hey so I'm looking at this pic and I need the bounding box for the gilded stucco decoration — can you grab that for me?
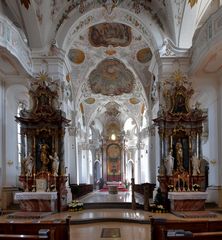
[88,59,135,96]
[88,23,132,47]
[136,47,152,63]
[85,97,96,104]
[188,0,198,8]
[68,49,85,64]
[129,98,140,105]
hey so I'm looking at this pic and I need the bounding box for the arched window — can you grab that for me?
[17,102,25,166]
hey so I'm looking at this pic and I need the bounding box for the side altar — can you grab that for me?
[15,72,70,212]
[153,71,208,211]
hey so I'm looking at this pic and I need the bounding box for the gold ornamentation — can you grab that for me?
[171,69,185,83]
[188,0,198,8]
[129,98,140,104]
[85,98,96,104]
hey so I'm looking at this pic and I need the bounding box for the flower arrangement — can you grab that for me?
[192,183,200,191]
[68,200,83,211]
[150,203,166,213]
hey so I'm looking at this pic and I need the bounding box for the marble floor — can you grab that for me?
[78,189,144,204]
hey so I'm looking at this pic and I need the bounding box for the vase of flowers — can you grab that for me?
[68,200,84,211]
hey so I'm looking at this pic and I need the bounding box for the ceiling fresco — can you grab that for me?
[88,58,135,96]
[88,23,132,47]
[137,47,153,63]
[68,49,85,64]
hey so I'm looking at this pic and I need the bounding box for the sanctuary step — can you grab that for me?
[83,202,143,209]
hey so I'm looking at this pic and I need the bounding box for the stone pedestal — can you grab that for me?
[168,192,208,211]
[14,192,57,212]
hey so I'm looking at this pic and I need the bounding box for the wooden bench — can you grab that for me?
[0,218,70,240]
[151,218,222,240]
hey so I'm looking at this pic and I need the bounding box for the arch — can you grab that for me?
[56,7,164,55]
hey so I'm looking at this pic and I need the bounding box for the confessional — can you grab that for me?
[15,73,70,211]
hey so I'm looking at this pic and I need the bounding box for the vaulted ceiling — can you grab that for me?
[0,0,215,134]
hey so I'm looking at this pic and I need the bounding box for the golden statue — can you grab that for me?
[176,141,184,172]
[40,143,49,170]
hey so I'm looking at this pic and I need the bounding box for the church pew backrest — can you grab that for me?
[0,218,70,240]
[151,218,222,240]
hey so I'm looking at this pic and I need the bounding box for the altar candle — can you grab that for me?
[170,136,173,148]
[178,174,180,189]
[33,173,35,183]
[48,173,50,184]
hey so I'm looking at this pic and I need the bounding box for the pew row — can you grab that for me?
[151,218,222,240]
[0,218,70,240]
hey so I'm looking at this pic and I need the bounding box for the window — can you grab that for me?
[17,102,25,166]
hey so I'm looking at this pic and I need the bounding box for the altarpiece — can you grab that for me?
[153,72,207,208]
[15,72,70,211]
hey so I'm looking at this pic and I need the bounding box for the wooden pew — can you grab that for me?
[166,232,222,239]
[151,218,222,240]
[0,218,70,240]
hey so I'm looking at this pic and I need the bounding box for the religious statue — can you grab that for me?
[176,141,184,172]
[40,143,49,171]
[49,152,59,176]
[192,153,201,176]
[164,150,174,176]
[23,152,33,176]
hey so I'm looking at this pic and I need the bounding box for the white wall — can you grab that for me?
[192,75,220,187]
[5,84,29,187]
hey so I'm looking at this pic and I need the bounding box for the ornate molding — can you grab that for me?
[191,6,222,72]
[159,38,190,58]
[0,15,32,75]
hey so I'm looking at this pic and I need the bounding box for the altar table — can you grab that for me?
[14,192,57,212]
[168,192,208,211]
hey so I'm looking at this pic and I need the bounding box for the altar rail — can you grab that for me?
[0,218,70,240]
[151,218,222,240]
[69,184,93,199]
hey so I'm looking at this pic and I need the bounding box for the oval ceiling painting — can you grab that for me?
[129,98,140,104]
[68,49,85,64]
[85,97,96,104]
[137,48,152,63]
[89,23,132,47]
[88,58,135,96]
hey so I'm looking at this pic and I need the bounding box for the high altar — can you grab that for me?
[15,72,70,212]
[153,71,208,211]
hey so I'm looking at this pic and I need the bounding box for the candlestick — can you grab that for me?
[47,173,50,192]
[25,174,29,192]
[178,175,180,191]
[187,174,190,191]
